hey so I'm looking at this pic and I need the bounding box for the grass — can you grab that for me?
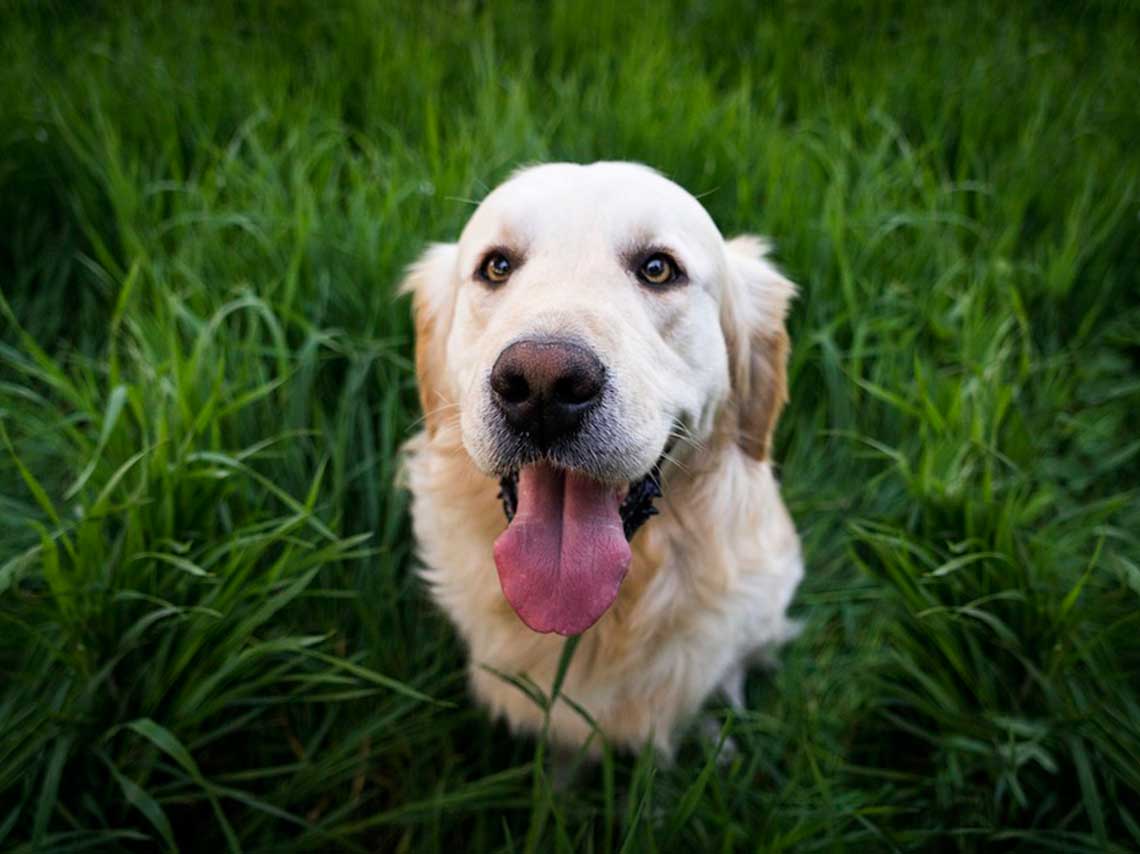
[1,0,1138,850]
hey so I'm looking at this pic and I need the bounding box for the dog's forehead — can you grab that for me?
[459,162,722,253]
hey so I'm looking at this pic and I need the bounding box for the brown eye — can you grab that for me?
[479,252,512,284]
[638,253,678,286]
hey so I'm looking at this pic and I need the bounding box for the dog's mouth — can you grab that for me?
[492,459,663,636]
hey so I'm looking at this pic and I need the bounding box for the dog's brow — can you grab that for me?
[490,219,531,251]
[620,226,660,252]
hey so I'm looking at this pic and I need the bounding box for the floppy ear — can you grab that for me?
[720,235,796,461]
[400,243,460,436]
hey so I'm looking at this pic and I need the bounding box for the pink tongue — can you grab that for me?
[493,463,631,635]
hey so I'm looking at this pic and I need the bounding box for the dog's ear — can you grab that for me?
[720,235,796,461]
[400,243,460,436]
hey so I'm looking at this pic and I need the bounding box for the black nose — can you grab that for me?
[490,338,605,446]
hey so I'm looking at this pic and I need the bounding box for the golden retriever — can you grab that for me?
[401,162,803,756]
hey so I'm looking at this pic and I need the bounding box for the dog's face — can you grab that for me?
[406,162,793,636]
[455,162,731,482]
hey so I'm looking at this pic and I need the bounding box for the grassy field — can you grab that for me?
[2,1,1139,850]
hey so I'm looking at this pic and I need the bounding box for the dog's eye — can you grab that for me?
[479,252,512,284]
[637,253,679,286]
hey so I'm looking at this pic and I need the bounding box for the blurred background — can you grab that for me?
[2,1,1138,850]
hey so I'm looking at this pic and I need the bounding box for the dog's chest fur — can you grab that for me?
[403,425,803,755]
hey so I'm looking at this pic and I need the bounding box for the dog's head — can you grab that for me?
[404,162,794,635]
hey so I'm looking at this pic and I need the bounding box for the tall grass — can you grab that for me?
[2,1,1138,850]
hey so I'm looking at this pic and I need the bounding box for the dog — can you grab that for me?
[401,162,803,757]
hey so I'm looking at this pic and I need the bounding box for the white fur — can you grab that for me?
[401,162,803,755]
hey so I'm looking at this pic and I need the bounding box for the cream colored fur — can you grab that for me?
[401,162,803,756]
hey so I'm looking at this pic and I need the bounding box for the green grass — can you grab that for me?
[2,0,1139,850]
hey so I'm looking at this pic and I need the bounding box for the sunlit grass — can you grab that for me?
[2,1,1138,850]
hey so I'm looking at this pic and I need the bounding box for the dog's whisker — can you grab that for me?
[407,401,463,432]
[667,427,702,448]
[659,447,692,475]
[667,427,707,455]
